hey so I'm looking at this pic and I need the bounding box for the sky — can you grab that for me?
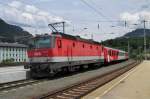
[0,0,150,42]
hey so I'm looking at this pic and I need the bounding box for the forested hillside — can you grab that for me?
[101,29,150,59]
[0,18,32,43]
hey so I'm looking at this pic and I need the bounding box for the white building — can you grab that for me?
[0,43,28,63]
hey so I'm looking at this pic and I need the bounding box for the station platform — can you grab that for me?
[83,61,150,99]
[0,66,29,83]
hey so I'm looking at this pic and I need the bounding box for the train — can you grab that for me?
[25,32,128,78]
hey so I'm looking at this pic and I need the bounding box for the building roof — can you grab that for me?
[0,42,28,48]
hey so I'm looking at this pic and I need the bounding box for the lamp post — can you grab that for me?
[138,46,142,59]
[143,20,147,60]
[132,22,147,60]
[124,36,130,57]
[127,39,130,57]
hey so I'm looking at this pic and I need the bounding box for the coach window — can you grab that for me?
[57,40,62,48]
[117,52,119,56]
[109,51,111,56]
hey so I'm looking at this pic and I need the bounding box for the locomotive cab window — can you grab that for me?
[34,36,52,48]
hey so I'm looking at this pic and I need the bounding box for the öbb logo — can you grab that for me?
[34,52,41,56]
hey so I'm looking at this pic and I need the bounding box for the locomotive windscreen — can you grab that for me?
[35,36,51,48]
[29,36,52,49]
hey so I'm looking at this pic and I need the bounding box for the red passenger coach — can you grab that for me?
[103,47,127,63]
[26,32,128,78]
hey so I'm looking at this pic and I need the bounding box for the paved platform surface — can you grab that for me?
[0,66,25,73]
[0,66,29,83]
[83,61,150,99]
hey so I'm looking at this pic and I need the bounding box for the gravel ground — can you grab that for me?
[0,60,134,99]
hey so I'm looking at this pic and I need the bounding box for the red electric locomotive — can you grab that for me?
[26,32,105,77]
[25,22,128,78]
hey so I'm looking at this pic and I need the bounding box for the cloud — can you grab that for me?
[0,1,68,34]
[139,11,150,20]
[37,0,53,2]
[120,11,150,28]
[120,12,139,24]
[25,5,39,14]
[22,12,33,20]
[8,0,23,8]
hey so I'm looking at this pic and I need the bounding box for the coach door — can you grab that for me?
[104,48,109,63]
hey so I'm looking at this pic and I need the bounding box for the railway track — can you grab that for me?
[34,61,141,99]
[0,79,47,92]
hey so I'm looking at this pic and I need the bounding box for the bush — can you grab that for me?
[2,58,15,64]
